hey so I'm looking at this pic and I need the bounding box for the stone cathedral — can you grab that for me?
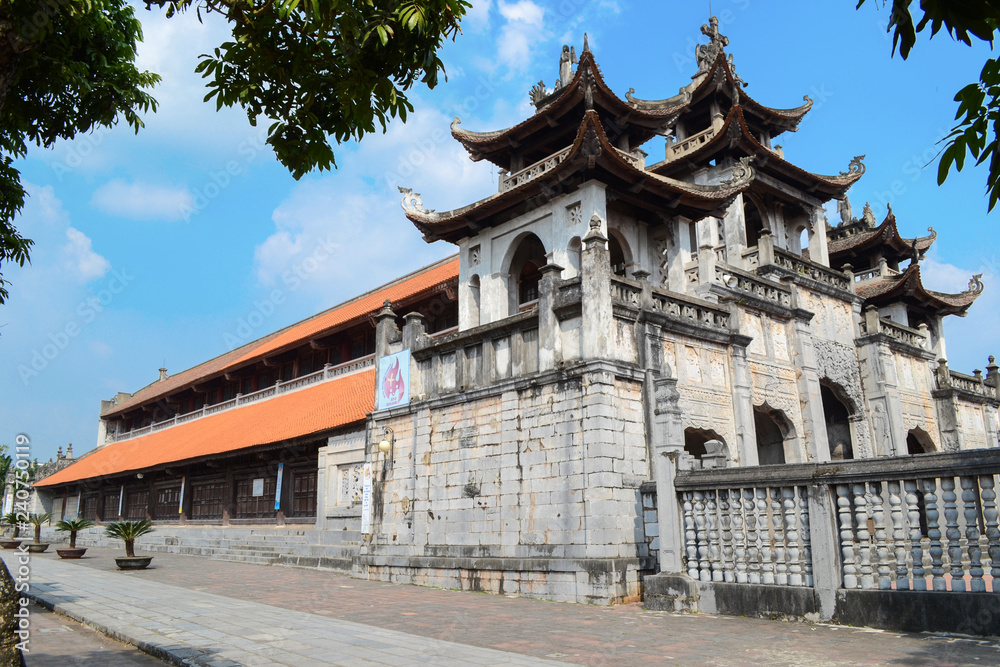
[36,20,998,607]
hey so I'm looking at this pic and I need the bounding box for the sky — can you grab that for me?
[2,0,998,464]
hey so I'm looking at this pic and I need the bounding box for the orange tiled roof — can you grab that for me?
[36,369,375,487]
[104,256,458,418]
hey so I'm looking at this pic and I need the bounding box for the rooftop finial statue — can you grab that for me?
[696,16,729,72]
[838,195,853,225]
[556,44,578,90]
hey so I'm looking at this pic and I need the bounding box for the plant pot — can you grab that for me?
[0,540,21,550]
[56,547,87,559]
[115,556,153,570]
[26,543,49,553]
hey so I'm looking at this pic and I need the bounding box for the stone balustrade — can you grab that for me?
[663,116,723,163]
[499,147,572,192]
[649,285,731,329]
[940,368,999,400]
[858,316,927,350]
[713,264,792,309]
[769,246,852,292]
[673,449,1000,596]
[106,356,375,443]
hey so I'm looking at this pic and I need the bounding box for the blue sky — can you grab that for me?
[2,0,998,464]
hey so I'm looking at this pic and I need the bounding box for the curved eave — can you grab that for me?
[630,54,811,133]
[857,265,982,316]
[451,51,676,167]
[405,111,753,243]
[652,105,862,199]
[829,213,936,260]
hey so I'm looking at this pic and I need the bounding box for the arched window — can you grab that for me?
[754,407,789,464]
[821,383,853,460]
[609,234,627,277]
[798,227,810,258]
[684,428,726,460]
[744,196,764,248]
[507,234,546,314]
[468,274,481,328]
[567,237,582,277]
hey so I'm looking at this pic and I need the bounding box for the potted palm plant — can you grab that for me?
[0,513,21,549]
[26,513,52,553]
[105,519,155,570]
[54,518,94,559]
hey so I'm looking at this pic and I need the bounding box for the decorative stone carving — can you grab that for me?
[567,203,582,228]
[340,464,364,505]
[965,274,985,296]
[840,155,866,178]
[398,187,434,215]
[862,202,876,227]
[529,81,548,105]
[556,45,577,90]
[469,244,481,267]
[696,16,729,73]
[581,128,602,165]
[837,195,852,226]
[813,339,864,411]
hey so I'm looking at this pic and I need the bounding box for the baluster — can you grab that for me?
[744,488,761,584]
[941,476,965,591]
[682,492,699,580]
[783,487,801,586]
[718,490,735,583]
[694,491,711,582]
[887,481,909,590]
[961,476,986,592]
[852,483,875,589]
[706,491,723,582]
[980,474,1000,589]
[799,486,813,586]
[922,478,946,591]
[869,482,892,590]
[756,488,774,585]
[836,484,859,589]
[904,480,926,590]
[731,489,748,583]
[771,487,787,585]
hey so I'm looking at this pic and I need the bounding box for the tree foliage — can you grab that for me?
[859,1,1000,210]
[0,0,470,304]
[0,0,160,304]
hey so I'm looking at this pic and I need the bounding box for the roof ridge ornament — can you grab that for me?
[554,44,578,91]
[965,274,985,296]
[861,201,876,227]
[837,194,853,226]
[398,187,435,216]
[529,81,548,105]
[696,16,728,74]
[721,156,755,187]
[840,154,866,178]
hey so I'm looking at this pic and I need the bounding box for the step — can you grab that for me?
[209,554,279,566]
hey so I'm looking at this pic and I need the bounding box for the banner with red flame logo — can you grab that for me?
[377,350,410,410]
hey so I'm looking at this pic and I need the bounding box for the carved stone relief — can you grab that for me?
[742,312,766,357]
[685,346,702,383]
[813,339,864,411]
[339,464,364,505]
[771,321,790,362]
[567,202,582,228]
[662,339,677,373]
[709,351,728,388]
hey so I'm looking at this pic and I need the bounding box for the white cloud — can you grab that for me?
[62,227,111,281]
[497,1,546,71]
[464,0,493,31]
[90,178,194,222]
[920,254,1000,373]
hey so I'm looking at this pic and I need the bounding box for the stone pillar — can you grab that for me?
[933,359,963,451]
[758,228,775,266]
[402,312,427,398]
[786,279,831,462]
[650,376,685,573]
[537,262,564,372]
[581,214,613,361]
[809,206,830,267]
[730,341,759,466]
[374,299,399,361]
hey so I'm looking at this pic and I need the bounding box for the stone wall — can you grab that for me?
[357,362,654,604]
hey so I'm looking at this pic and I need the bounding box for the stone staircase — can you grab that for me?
[44,525,361,572]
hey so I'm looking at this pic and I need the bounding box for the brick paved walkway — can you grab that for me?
[7,547,1000,666]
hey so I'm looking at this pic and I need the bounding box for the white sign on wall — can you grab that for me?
[252,478,264,497]
[360,463,373,534]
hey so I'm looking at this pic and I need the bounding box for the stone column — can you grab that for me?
[581,214,613,361]
[730,341,758,466]
[650,376,685,573]
[809,206,830,267]
[402,312,427,398]
[374,299,399,361]
[785,279,831,462]
[537,263,564,372]
[932,359,963,451]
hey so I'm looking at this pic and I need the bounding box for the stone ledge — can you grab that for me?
[834,589,1000,636]
[354,554,654,573]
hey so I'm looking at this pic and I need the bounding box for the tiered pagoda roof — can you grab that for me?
[856,265,984,317]
[403,111,754,243]
[649,104,864,200]
[828,204,937,267]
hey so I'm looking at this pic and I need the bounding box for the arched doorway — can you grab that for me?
[744,196,765,248]
[609,234,628,277]
[906,427,935,455]
[821,383,853,460]
[507,234,546,315]
[754,406,789,464]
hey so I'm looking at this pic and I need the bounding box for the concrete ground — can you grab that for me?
[5,546,1000,666]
